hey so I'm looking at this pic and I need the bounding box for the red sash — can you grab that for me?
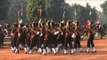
[30,34,35,43]
[86,25,90,29]
[88,32,90,39]
[86,22,91,29]
[44,35,49,41]
[65,33,69,40]
[26,33,30,40]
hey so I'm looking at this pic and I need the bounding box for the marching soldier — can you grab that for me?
[85,20,91,30]
[95,19,101,30]
[28,22,39,54]
[64,20,74,54]
[41,20,59,55]
[25,26,31,54]
[86,28,96,53]
[15,28,21,53]
[19,25,27,53]
[14,23,27,54]
[49,21,58,54]
[56,22,65,53]
[11,23,18,53]
[72,21,83,53]
[37,19,45,54]
[95,19,102,38]
[42,21,51,55]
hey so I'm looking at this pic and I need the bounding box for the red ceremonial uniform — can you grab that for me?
[86,21,91,29]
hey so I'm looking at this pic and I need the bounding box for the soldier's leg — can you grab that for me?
[86,39,91,53]
[24,39,29,54]
[15,39,21,54]
[51,35,57,54]
[90,38,96,53]
[11,38,16,53]
[37,38,43,53]
[74,37,78,53]
[19,38,25,50]
[29,39,37,54]
[68,37,74,54]
[29,44,33,54]
[77,36,83,52]
[25,38,30,53]
[42,40,49,55]
[64,39,68,54]
[29,42,35,54]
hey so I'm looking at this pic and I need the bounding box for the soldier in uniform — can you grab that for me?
[14,23,27,54]
[49,21,59,54]
[95,19,101,30]
[37,19,45,54]
[15,27,21,53]
[11,23,19,53]
[42,21,51,55]
[85,20,91,32]
[25,24,32,54]
[56,22,65,53]
[19,24,27,53]
[86,27,96,53]
[72,21,83,53]
[28,22,39,54]
[64,20,74,54]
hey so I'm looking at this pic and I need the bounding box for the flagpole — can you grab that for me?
[73,8,77,22]
[18,3,20,28]
[62,5,66,21]
[18,1,23,28]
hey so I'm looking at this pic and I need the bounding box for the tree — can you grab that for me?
[0,0,9,21]
[71,3,97,24]
[44,0,65,22]
[98,11,106,24]
[64,3,73,21]
[7,0,27,23]
[7,0,20,23]
[89,7,97,22]
[26,0,98,24]
[26,0,38,23]
[71,4,85,23]
[101,1,107,24]
[26,0,45,23]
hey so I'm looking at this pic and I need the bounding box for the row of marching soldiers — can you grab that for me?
[11,20,96,55]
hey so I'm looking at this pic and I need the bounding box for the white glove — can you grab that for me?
[54,31,59,35]
[72,33,76,38]
[37,31,40,35]
[40,33,43,36]
[18,33,20,37]
[61,32,63,35]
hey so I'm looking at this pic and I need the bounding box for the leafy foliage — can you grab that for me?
[26,0,38,23]
[101,1,107,24]
[0,0,9,21]
[0,0,99,24]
